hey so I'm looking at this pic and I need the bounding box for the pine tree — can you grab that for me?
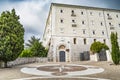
[0,9,24,67]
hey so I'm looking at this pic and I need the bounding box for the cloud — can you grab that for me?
[0,0,50,44]
[0,0,120,45]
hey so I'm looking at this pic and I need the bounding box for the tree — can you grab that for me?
[90,41,109,53]
[110,32,120,65]
[26,36,40,47]
[19,49,33,57]
[0,9,24,67]
[25,36,48,57]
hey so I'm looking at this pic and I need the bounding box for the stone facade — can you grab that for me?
[43,3,120,62]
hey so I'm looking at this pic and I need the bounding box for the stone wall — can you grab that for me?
[90,50,112,62]
[0,57,48,67]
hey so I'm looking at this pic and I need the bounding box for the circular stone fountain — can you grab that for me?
[37,64,87,76]
[21,64,104,77]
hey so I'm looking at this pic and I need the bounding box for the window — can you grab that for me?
[81,11,83,15]
[107,14,112,20]
[107,13,109,16]
[110,27,115,30]
[116,14,118,18]
[103,39,106,44]
[84,38,86,45]
[93,30,95,35]
[101,22,103,26]
[72,10,74,14]
[119,24,120,27]
[102,31,104,35]
[60,19,63,23]
[71,10,76,17]
[82,21,85,25]
[83,30,85,34]
[73,38,76,44]
[72,20,75,23]
[90,12,93,15]
[109,22,111,26]
[94,39,96,42]
[72,24,77,27]
[60,10,63,13]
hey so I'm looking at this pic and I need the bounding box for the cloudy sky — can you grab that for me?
[0,0,120,44]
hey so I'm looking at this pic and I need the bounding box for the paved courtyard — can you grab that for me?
[0,61,120,80]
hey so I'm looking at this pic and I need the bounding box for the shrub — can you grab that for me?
[90,41,109,53]
[19,49,33,57]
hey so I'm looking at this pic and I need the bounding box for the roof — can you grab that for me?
[51,3,120,12]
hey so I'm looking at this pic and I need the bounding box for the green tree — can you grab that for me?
[19,49,33,57]
[26,36,48,57]
[26,36,40,47]
[90,41,109,53]
[0,9,24,67]
[110,32,120,65]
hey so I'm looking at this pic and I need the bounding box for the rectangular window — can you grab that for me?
[72,10,74,14]
[60,19,63,23]
[109,22,111,26]
[93,30,95,35]
[94,39,96,42]
[110,27,115,30]
[60,9,63,13]
[119,24,120,27]
[102,31,104,35]
[84,38,86,45]
[81,12,83,15]
[83,30,85,34]
[71,10,76,17]
[72,24,77,27]
[73,38,76,44]
[101,22,103,26]
[90,12,93,15]
[103,39,106,44]
[116,14,118,18]
[72,20,75,23]
[82,21,85,25]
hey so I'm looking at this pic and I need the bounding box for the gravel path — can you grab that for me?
[0,61,120,80]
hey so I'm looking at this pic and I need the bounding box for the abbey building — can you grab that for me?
[42,3,120,62]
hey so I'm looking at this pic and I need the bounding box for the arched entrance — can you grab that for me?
[58,45,66,62]
[59,51,66,62]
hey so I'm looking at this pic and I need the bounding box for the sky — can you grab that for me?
[0,0,120,44]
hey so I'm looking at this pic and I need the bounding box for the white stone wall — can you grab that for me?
[90,50,112,62]
[6,57,48,67]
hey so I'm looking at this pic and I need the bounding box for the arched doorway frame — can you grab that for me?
[57,44,67,62]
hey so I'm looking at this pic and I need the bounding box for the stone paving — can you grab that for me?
[0,61,120,80]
